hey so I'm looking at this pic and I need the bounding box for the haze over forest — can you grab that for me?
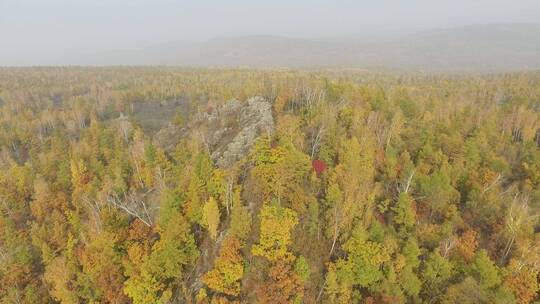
[1,1,540,304]
[69,24,540,72]
[2,0,540,71]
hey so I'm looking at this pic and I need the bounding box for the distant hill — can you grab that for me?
[378,24,540,71]
[74,24,540,71]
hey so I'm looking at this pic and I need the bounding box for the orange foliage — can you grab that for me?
[256,261,304,304]
[203,236,244,297]
[504,262,539,304]
[455,230,478,262]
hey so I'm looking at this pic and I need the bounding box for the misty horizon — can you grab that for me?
[4,22,540,70]
[2,0,540,67]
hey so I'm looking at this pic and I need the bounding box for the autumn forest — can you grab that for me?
[0,67,539,304]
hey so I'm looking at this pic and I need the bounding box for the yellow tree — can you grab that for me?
[203,197,220,241]
[203,236,244,297]
[252,204,298,262]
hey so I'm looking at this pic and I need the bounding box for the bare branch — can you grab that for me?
[310,124,325,159]
[106,192,154,226]
[482,173,502,194]
[404,170,415,194]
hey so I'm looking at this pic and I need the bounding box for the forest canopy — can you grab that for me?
[0,67,539,303]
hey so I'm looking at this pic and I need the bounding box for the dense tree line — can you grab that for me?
[0,67,539,303]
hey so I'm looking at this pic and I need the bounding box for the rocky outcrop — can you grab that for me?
[154,96,274,167]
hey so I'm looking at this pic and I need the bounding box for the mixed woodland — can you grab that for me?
[0,67,539,303]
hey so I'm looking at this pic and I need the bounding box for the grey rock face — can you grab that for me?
[154,96,274,167]
[212,96,274,167]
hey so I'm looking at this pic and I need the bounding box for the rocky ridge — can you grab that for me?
[154,96,274,167]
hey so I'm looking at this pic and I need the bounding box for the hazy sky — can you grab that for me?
[1,0,540,65]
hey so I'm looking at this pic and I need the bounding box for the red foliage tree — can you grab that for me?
[312,159,326,176]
